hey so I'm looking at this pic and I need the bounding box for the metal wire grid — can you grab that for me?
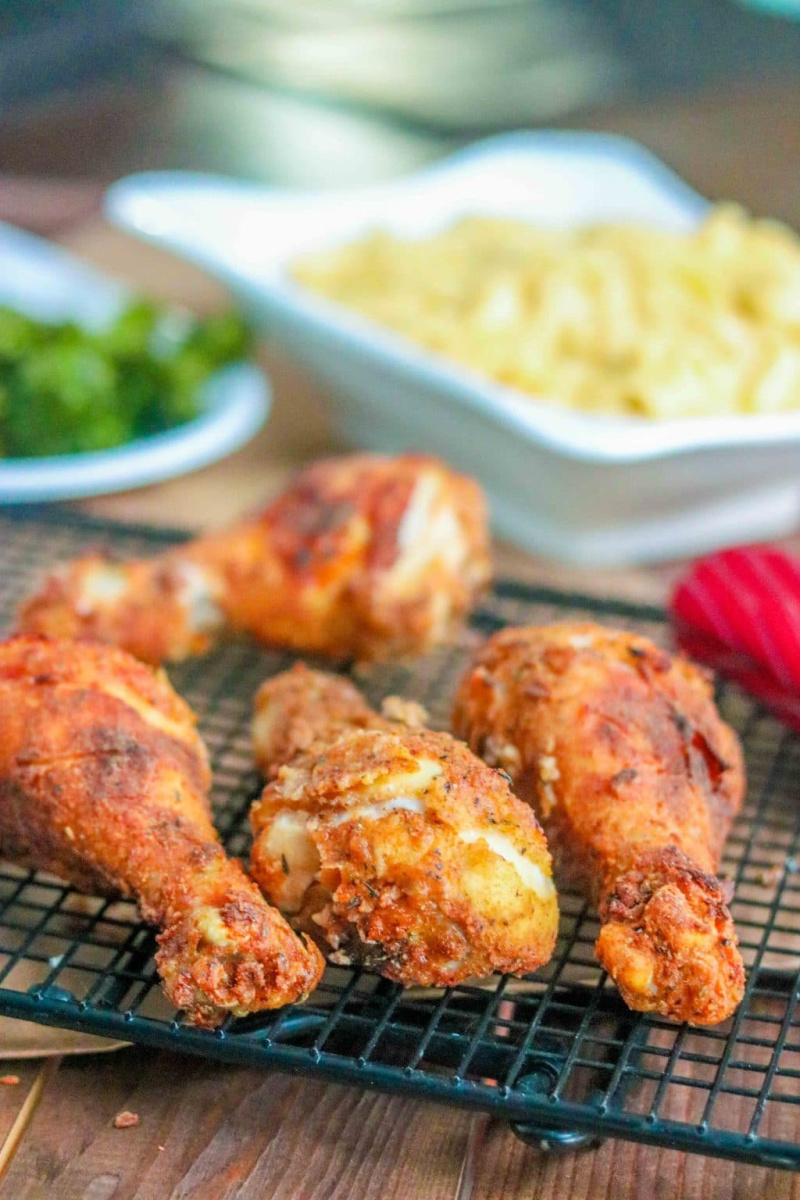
[0,508,798,1169]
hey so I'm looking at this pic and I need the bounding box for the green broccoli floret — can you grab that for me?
[0,300,254,460]
[6,345,128,457]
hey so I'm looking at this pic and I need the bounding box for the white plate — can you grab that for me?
[105,133,800,564]
[0,222,270,504]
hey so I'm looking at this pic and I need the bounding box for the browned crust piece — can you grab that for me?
[250,666,559,988]
[452,622,746,1025]
[0,635,323,1027]
[252,664,380,778]
[597,845,742,1026]
[15,554,219,666]
[17,453,491,664]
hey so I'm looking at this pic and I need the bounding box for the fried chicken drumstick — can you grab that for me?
[453,624,746,1025]
[17,453,490,664]
[250,665,558,987]
[0,636,323,1027]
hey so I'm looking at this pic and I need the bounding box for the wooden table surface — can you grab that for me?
[1,81,800,1199]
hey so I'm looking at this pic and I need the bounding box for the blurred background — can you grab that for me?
[1,0,799,223]
[2,0,798,544]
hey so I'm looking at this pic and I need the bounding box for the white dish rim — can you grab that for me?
[105,130,800,465]
[0,363,270,503]
[0,220,270,503]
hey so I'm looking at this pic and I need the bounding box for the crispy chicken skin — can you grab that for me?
[0,636,323,1027]
[250,665,558,987]
[17,453,490,664]
[452,623,746,1025]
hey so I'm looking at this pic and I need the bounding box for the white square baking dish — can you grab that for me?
[106,133,800,564]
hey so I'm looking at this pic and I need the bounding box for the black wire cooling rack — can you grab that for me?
[0,507,799,1170]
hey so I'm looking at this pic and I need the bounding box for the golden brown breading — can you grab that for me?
[17,453,490,664]
[250,665,558,987]
[253,663,381,776]
[452,623,746,1025]
[0,636,323,1027]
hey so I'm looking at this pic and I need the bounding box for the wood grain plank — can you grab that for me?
[0,1060,48,1158]
[0,1048,470,1200]
[470,1118,800,1200]
[0,1047,170,1200]
[0,1058,62,1187]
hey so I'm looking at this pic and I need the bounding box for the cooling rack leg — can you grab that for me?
[509,1119,603,1153]
[508,1069,604,1154]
